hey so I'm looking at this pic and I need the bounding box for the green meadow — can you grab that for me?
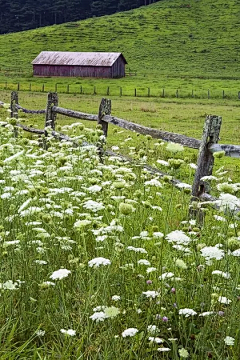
[0,0,240,358]
[0,0,240,99]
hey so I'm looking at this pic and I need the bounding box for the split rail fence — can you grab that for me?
[1,91,240,216]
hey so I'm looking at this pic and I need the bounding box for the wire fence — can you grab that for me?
[1,82,240,100]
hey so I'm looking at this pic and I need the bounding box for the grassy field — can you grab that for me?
[1,90,240,184]
[0,103,240,358]
[0,0,240,99]
[0,0,240,357]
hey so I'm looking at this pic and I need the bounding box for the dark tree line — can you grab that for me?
[0,0,160,34]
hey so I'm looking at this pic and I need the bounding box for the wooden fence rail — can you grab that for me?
[1,91,240,219]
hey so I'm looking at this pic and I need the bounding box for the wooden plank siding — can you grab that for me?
[32,52,127,78]
[33,65,113,78]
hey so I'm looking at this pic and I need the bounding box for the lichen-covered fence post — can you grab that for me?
[190,115,222,221]
[97,98,111,161]
[98,98,111,137]
[45,92,58,130]
[11,91,18,119]
[11,91,19,137]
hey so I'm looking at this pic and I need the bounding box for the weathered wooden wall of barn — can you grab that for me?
[33,64,123,78]
[112,57,125,78]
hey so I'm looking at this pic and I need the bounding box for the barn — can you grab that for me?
[31,51,127,78]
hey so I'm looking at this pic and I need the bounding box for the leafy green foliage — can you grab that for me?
[0,0,157,34]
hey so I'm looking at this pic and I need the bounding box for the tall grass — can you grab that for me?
[0,109,239,358]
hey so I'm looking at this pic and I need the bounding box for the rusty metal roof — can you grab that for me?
[32,51,127,66]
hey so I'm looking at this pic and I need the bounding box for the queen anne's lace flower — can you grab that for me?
[60,329,76,336]
[179,308,197,317]
[148,337,164,344]
[122,328,138,337]
[88,257,111,268]
[166,230,191,245]
[50,269,71,280]
[215,193,240,211]
[218,296,232,305]
[200,246,225,260]
[224,336,235,346]
[159,272,174,280]
[142,291,159,298]
[212,270,231,279]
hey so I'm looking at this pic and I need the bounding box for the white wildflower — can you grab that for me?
[3,150,24,163]
[146,267,157,273]
[215,193,240,212]
[224,336,235,346]
[122,328,138,338]
[153,232,164,238]
[200,246,225,260]
[159,272,174,280]
[83,200,105,212]
[148,337,164,344]
[232,249,240,257]
[142,291,159,298]
[138,259,151,266]
[60,329,76,336]
[147,325,159,334]
[218,296,231,305]
[157,159,169,166]
[127,246,147,254]
[88,257,111,268]
[214,215,226,222]
[87,185,102,193]
[90,312,107,323]
[212,270,231,279]
[199,311,215,317]
[157,347,171,352]
[50,268,71,280]
[200,175,218,181]
[144,179,162,187]
[179,308,197,317]
[166,230,191,245]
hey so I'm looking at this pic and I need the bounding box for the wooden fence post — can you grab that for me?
[97,98,111,162]
[148,87,150,97]
[45,92,58,130]
[10,91,19,137]
[11,91,18,119]
[191,115,222,219]
[98,98,111,137]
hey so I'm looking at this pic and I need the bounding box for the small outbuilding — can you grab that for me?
[31,51,127,78]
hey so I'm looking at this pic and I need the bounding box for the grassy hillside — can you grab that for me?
[0,0,239,94]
